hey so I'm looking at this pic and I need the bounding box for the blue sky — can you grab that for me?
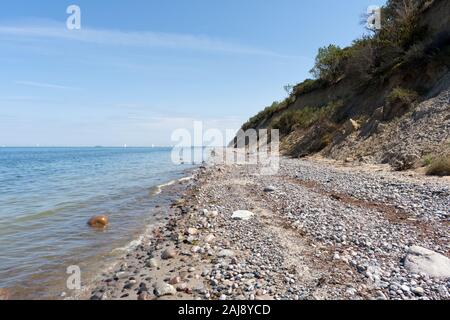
[0,0,386,147]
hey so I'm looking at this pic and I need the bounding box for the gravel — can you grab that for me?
[86,155,449,301]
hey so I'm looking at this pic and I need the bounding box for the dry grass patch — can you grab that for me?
[426,156,450,176]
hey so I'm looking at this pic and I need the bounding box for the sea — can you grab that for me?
[0,147,204,299]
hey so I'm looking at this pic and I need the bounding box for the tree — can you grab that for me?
[283,84,294,95]
[309,45,347,82]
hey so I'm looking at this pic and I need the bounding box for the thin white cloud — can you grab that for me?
[0,22,302,59]
[15,80,79,90]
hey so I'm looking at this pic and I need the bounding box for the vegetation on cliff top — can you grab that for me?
[242,0,449,134]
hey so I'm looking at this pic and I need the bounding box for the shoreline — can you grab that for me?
[0,147,201,300]
[84,155,449,300]
[68,170,199,300]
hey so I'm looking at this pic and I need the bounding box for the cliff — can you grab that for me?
[236,0,450,173]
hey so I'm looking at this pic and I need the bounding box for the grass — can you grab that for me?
[271,100,343,135]
[426,156,450,176]
[421,154,434,166]
[386,87,418,105]
[242,99,291,131]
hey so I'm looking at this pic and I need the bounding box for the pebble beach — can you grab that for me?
[85,155,450,301]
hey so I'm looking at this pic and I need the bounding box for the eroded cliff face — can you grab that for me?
[236,0,450,171]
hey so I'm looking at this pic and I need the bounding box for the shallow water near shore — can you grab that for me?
[0,147,204,299]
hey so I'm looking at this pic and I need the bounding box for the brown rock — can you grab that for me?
[169,276,181,285]
[176,283,188,292]
[87,215,109,228]
[343,118,360,134]
[137,292,151,300]
[161,248,177,260]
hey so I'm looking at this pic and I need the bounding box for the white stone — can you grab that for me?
[191,246,201,253]
[405,246,450,278]
[208,211,219,218]
[203,234,215,243]
[232,210,255,221]
[154,282,176,297]
[412,287,424,296]
[187,227,199,235]
[218,249,235,258]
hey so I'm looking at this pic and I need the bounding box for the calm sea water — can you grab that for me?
[0,147,201,299]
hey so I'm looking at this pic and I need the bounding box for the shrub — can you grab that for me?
[310,45,349,82]
[293,79,325,96]
[387,87,418,105]
[422,154,434,166]
[343,37,376,80]
[377,0,427,50]
[271,100,343,135]
[426,156,450,176]
[383,87,419,120]
[242,101,283,130]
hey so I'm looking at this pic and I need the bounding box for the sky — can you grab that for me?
[0,0,386,147]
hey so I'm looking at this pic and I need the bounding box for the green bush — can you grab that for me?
[386,87,419,105]
[342,37,376,79]
[293,79,325,96]
[271,100,343,135]
[243,0,436,136]
[310,45,349,82]
[426,156,450,176]
[242,100,289,130]
[422,154,434,166]
[377,0,427,50]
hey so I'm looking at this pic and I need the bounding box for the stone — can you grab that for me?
[344,118,360,134]
[232,210,255,221]
[147,258,159,268]
[218,249,235,258]
[138,292,151,300]
[87,215,109,228]
[411,287,424,296]
[187,227,199,235]
[207,211,219,218]
[176,283,188,292]
[191,246,201,253]
[404,246,450,278]
[346,287,357,296]
[169,276,181,285]
[138,283,149,292]
[203,234,215,243]
[350,119,360,130]
[154,282,176,297]
[401,285,410,292]
[264,186,276,192]
[90,292,107,300]
[161,248,177,260]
